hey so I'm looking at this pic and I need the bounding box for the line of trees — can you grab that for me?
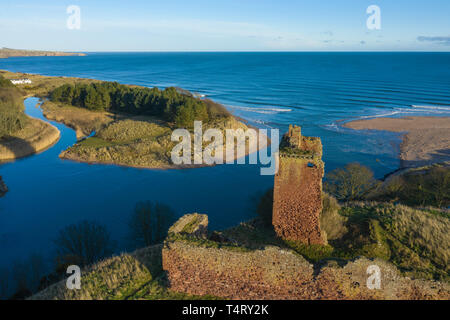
[50,82,230,128]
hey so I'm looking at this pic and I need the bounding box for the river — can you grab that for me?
[0,97,273,272]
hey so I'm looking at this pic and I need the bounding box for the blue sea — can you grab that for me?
[1,52,450,278]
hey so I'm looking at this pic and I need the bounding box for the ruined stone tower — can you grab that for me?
[272,125,325,245]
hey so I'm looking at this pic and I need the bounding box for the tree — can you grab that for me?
[324,163,378,201]
[128,201,176,248]
[54,220,115,267]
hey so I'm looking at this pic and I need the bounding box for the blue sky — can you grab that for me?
[1,0,449,51]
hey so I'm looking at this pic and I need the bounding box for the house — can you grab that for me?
[11,78,32,85]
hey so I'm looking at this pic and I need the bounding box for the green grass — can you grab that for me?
[166,233,251,253]
[77,137,115,148]
[61,118,175,168]
[283,241,335,262]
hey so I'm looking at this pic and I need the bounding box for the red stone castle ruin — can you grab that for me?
[272,125,325,244]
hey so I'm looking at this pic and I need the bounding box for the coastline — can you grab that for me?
[0,69,269,169]
[0,48,85,59]
[343,116,450,168]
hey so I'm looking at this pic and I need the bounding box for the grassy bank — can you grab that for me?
[30,245,217,300]
[30,199,449,300]
[0,117,60,161]
[0,70,259,169]
[0,75,60,161]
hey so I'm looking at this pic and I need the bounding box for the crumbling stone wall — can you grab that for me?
[162,214,450,300]
[163,243,450,300]
[272,125,325,244]
[163,242,315,300]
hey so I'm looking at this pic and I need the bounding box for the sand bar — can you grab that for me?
[344,116,450,168]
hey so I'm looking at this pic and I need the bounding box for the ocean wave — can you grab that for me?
[354,105,450,121]
[324,105,450,133]
[229,105,293,115]
[411,105,450,111]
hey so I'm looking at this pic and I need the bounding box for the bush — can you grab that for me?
[370,165,450,208]
[320,193,347,240]
[324,163,379,201]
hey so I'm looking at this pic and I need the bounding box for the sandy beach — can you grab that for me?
[344,116,450,168]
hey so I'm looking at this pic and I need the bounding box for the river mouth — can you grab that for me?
[0,97,273,275]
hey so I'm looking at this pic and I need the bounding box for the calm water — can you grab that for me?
[1,52,450,272]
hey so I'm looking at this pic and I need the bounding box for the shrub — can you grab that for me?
[370,165,450,208]
[320,193,347,240]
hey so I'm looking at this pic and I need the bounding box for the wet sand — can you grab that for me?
[344,116,450,168]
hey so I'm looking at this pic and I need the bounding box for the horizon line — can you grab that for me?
[68,50,450,53]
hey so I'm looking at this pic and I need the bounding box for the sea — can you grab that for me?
[1,52,449,280]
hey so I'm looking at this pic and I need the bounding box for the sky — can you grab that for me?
[1,0,449,51]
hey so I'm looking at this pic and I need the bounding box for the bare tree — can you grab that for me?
[54,220,115,267]
[128,201,176,248]
[324,163,379,201]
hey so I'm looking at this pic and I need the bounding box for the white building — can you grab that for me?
[11,78,32,85]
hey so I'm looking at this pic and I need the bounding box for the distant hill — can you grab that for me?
[0,47,85,59]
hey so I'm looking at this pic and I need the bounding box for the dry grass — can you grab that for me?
[320,193,347,241]
[0,117,60,161]
[97,119,170,142]
[41,100,115,139]
[61,118,175,168]
[30,245,160,300]
[341,202,449,280]
[30,244,216,300]
[60,114,261,169]
[385,204,449,270]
